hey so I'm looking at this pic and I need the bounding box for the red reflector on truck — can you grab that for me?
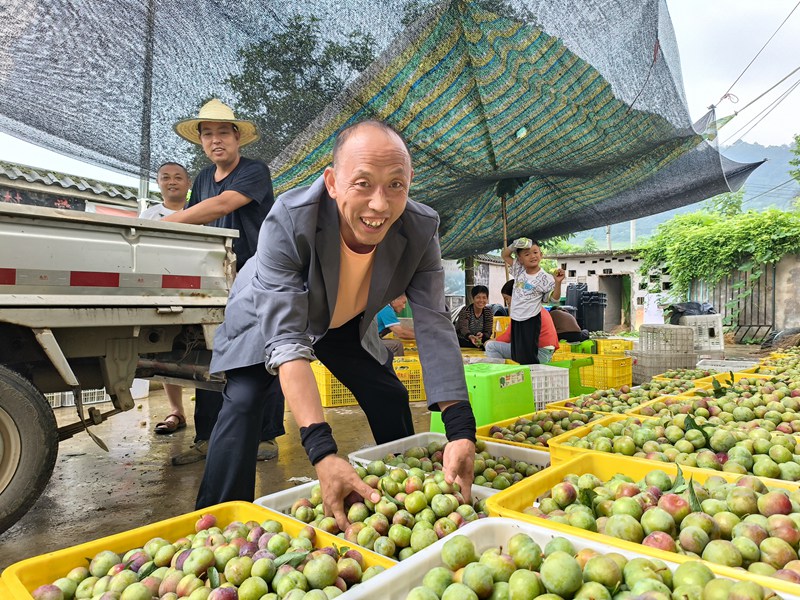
[0,268,16,284]
[70,271,120,287]
[162,275,201,289]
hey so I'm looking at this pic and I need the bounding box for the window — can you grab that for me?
[637,297,645,305]
[579,260,585,264]
[591,260,598,264]
[603,268,612,274]
[662,281,672,290]
[561,263,568,270]
[649,274,659,282]
[661,267,669,274]
[639,282,647,290]
[588,270,596,275]
[618,258,625,262]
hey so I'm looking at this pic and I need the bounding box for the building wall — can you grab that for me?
[776,254,800,331]
[552,251,671,330]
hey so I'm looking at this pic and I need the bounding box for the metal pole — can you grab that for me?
[138,0,156,201]
[606,225,612,250]
[502,195,509,281]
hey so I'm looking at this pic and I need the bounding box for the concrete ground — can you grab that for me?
[0,387,434,571]
[0,344,767,571]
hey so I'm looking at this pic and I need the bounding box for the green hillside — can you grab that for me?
[570,141,799,248]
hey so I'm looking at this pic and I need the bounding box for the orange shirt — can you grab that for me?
[329,236,375,329]
[496,308,559,350]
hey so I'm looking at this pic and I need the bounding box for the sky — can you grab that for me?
[0,0,797,191]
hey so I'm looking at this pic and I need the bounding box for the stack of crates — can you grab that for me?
[679,313,724,357]
[577,354,633,389]
[527,364,570,410]
[312,357,427,407]
[593,338,634,355]
[629,324,697,385]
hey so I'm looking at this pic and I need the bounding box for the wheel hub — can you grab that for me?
[0,406,22,492]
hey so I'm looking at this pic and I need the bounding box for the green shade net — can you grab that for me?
[0,0,760,257]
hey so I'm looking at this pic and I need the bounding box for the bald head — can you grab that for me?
[332,120,411,167]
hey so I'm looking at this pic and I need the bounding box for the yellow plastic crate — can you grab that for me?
[550,346,573,361]
[692,372,772,388]
[492,316,510,338]
[545,414,662,465]
[593,338,634,355]
[485,454,800,598]
[311,360,358,407]
[577,354,632,389]
[624,395,687,417]
[476,412,615,453]
[393,356,426,402]
[1,502,395,599]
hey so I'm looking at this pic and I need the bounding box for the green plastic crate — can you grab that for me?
[430,363,533,433]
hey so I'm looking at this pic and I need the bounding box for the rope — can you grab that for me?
[721,76,800,145]
[717,0,800,105]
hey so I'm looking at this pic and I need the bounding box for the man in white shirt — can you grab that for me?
[139,162,191,434]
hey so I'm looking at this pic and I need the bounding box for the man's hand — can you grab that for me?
[315,455,380,532]
[553,268,566,283]
[443,439,475,503]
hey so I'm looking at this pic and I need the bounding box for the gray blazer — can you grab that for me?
[210,176,468,408]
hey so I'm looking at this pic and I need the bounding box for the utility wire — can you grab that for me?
[741,178,797,206]
[717,0,800,105]
[722,76,800,144]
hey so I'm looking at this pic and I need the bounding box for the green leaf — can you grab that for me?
[137,562,157,580]
[669,465,686,493]
[274,551,309,568]
[685,415,711,445]
[687,477,702,512]
[382,494,403,507]
[208,566,220,589]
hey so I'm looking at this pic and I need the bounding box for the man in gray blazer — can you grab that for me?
[196,121,476,530]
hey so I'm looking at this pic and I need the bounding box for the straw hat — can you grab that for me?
[174,99,259,147]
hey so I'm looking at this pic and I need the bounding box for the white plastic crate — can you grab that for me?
[629,351,698,385]
[638,324,694,354]
[44,392,62,408]
[346,432,550,489]
[527,364,570,410]
[696,358,758,371]
[679,314,725,353]
[45,388,110,407]
[342,517,800,600]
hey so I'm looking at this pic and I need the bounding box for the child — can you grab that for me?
[501,238,565,363]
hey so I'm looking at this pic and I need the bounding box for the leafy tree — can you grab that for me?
[702,188,744,217]
[791,134,800,210]
[582,237,599,252]
[187,15,376,174]
[638,209,800,296]
[790,133,800,184]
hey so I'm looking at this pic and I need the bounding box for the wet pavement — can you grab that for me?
[0,386,434,571]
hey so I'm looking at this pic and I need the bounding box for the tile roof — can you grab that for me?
[0,159,159,204]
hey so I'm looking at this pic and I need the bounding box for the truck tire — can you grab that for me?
[0,364,58,534]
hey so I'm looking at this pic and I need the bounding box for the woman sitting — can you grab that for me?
[455,285,494,348]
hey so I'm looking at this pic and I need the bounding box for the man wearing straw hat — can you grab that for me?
[165,99,285,466]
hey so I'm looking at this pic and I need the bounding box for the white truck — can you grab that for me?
[0,202,237,534]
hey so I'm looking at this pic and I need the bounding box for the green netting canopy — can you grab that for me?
[0,0,760,257]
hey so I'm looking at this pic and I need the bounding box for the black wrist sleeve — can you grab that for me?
[441,402,477,444]
[299,422,338,466]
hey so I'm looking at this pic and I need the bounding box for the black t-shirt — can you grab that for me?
[188,157,273,269]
